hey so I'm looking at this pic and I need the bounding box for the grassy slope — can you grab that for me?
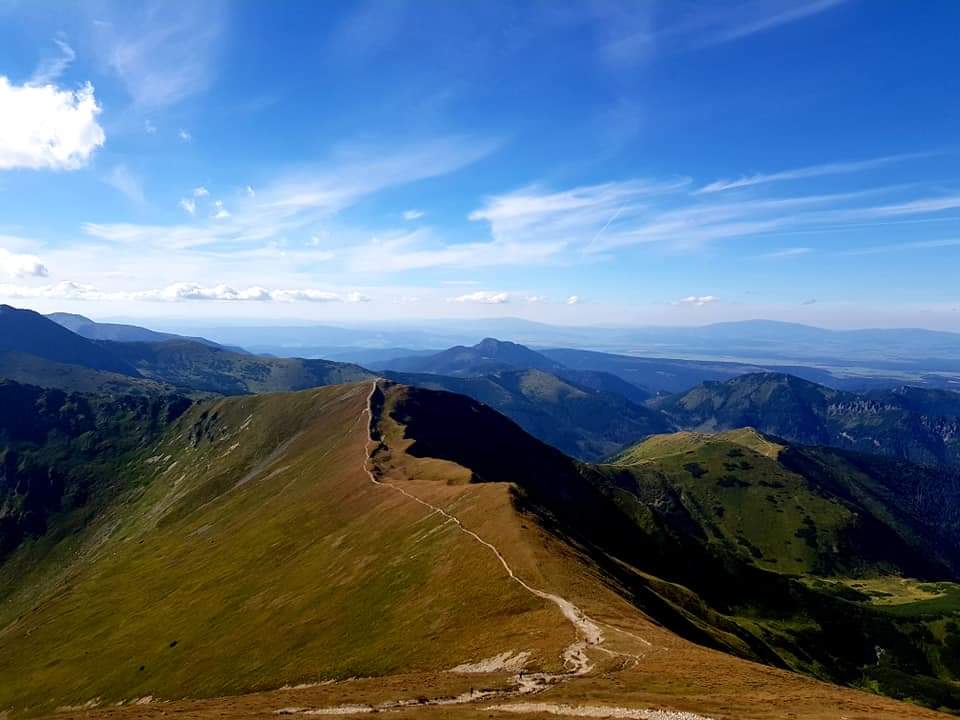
[0,383,567,715]
[0,352,171,396]
[97,340,374,395]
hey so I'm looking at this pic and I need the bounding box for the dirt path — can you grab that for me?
[362,382,651,659]
[360,381,606,673]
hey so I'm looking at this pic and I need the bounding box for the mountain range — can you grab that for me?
[5,306,960,469]
[173,316,960,383]
[2,376,960,718]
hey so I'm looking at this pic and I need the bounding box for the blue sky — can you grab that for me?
[1,0,959,328]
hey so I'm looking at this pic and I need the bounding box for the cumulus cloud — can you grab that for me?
[403,209,425,221]
[452,290,510,304]
[0,281,100,300]
[179,128,192,142]
[144,119,157,134]
[179,198,196,215]
[193,186,209,197]
[0,77,105,170]
[0,249,48,278]
[566,295,580,305]
[270,288,341,303]
[246,185,256,197]
[676,295,717,306]
[0,281,370,303]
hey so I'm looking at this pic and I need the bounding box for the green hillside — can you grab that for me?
[98,339,373,395]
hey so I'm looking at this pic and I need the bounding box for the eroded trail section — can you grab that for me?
[489,704,715,720]
[360,381,600,675]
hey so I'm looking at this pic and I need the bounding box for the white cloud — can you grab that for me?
[403,209,425,221]
[468,178,688,258]
[144,119,157,134]
[0,280,371,304]
[179,198,196,215]
[0,249,48,278]
[31,38,76,85]
[699,152,929,194]
[0,77,105,170]
[98,2,223,108]
[0,281,102,300]
[179,128,192,142]
[527,295,547,304]
[761,247,811,259]
[193,185,210,197]
[269,289,340,303]
[841,237,960,256]
[246,185,256,197]
[676,295,717,306]
[214,209,231,220]
[104,164,145,204]
[566,295,580,305]
[452,290,510,304]
[600,0,845,68]
[87,138,498,258]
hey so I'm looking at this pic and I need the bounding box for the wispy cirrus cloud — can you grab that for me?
[103,164,145,204]
[84,136,497,253]
[840,238,960,256]
[599,0,846,68]
[457,177,960,263]
[95,1,225,108]
[760,247,812,259]
[698,152,931,193]
[30,37,76,85]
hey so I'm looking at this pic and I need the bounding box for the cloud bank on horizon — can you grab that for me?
[0,0,958,329]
